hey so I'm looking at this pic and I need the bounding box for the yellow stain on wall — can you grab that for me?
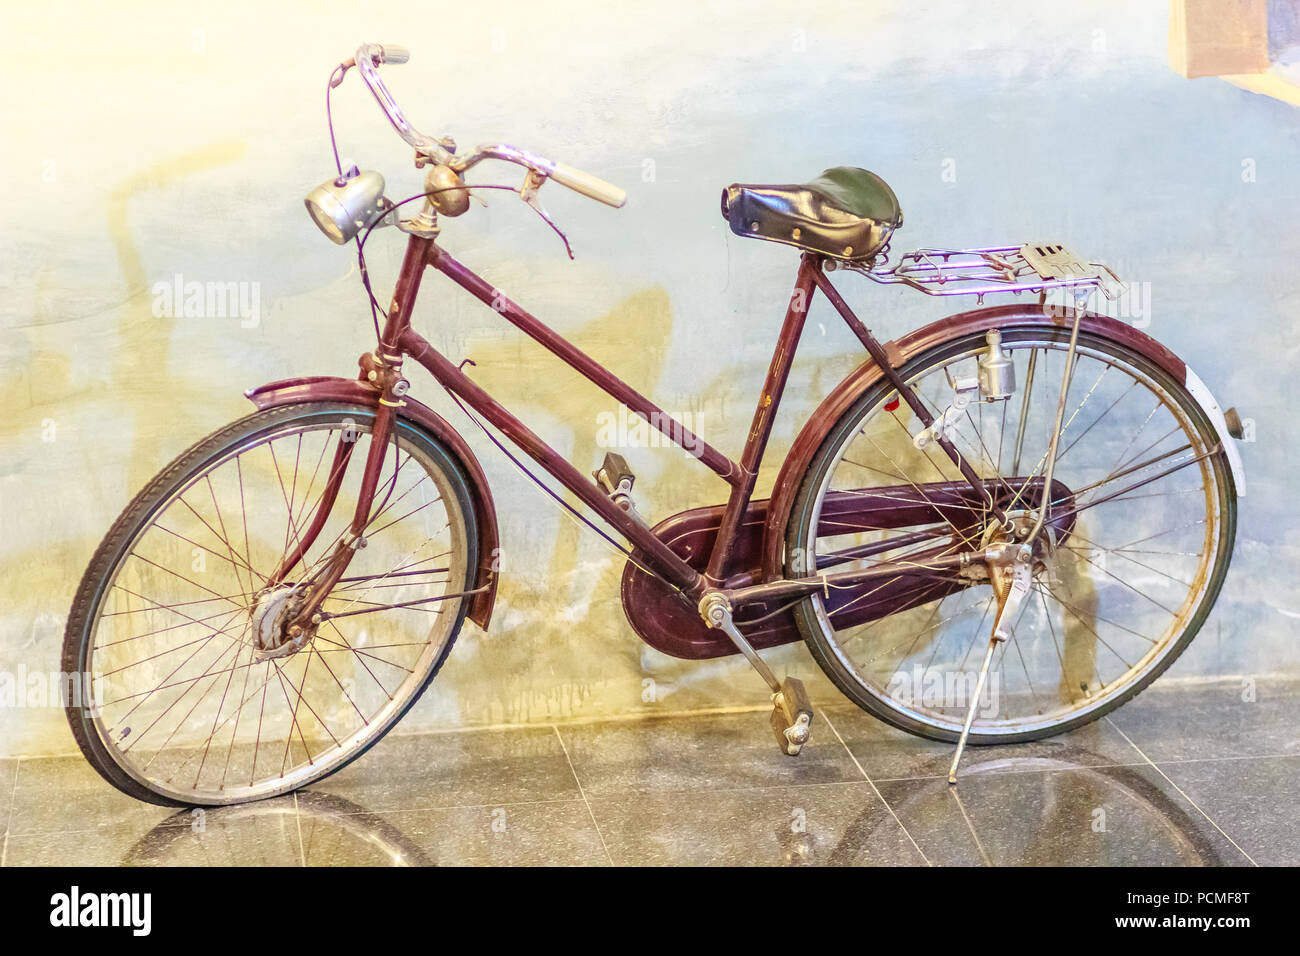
[107,142,248,493]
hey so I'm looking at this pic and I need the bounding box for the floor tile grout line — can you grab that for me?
[10,785,667,838]
[6,704,786,762]
[13,706,1292,863]
[1103,750,1299,767]
[821,712,932,866]
[1104,716,1259,867]
[292,791,306,867]
[1,794,602,840]
[552,724,615,866]
[18,746,1293,835]
[26,752,1231,840]
[947,786,993,867]
[361,795,596,820]
[1,759,21,868]
[1106,712,1164,767]
[872,758,1156,784]
[867,749,1300,785]
[15,677,1300,761]
[16,672,1300,764]
[0,777,953,839]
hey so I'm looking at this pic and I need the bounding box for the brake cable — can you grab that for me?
[436,383,683,595]
[325,65,670,594]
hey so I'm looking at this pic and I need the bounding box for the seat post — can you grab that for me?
[703,254,821,585]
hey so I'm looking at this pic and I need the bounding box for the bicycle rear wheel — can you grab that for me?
[786,325,1236,743]
[63,403,477,805]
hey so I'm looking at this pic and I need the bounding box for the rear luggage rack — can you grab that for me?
[835,243,1124,304]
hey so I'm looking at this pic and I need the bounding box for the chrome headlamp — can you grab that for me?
[304,168,389,244]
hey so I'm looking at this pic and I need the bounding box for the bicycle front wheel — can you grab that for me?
[786,325,1236,744]
[63,403,478,805]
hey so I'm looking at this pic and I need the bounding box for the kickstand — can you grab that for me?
[948,552,1032,784]
[948,634,1001,784]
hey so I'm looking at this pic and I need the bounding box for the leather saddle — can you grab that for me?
[721,166,902,262]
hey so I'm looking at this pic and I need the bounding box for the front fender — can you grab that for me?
[244,375,499,630]
[760,303,1245,581]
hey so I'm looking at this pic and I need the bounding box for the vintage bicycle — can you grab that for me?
[62,43,1246,806]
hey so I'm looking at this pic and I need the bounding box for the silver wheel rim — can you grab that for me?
[82,413,470,804]
[797,332,1229,737]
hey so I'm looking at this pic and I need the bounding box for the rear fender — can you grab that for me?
[761,303,1244,581]
[244,376,499,629]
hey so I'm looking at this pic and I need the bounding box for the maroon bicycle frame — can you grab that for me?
[398,234,990,591]
[276,230,1017,633]
[389,234,811,595]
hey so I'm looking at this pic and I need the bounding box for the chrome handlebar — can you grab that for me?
[353,43,455,165]
[349,43,626,208]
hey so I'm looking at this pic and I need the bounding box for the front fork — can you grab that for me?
[265,352,409,640]
[266,237,433,641]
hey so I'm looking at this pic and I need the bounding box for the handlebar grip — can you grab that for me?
[375,44,410,65]
[550,162,626,208]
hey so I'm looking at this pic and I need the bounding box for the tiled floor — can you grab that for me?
[2,679,1294,866]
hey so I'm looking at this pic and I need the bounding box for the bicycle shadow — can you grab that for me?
[778,752,1229,867]
[119,750,1227,867]
[120,791,432,867]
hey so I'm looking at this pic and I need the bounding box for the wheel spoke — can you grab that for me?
[792,331,1228,740]
[78,412,471,803]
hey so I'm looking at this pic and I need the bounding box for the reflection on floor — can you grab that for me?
[2,679,1295,866]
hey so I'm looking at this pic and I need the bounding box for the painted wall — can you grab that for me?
[2,0,1297,756]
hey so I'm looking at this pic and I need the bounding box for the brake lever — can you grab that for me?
[520,169,574,259]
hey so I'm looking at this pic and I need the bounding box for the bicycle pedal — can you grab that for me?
[594,451,646,525]
[770,677,814,756]
[593,451,634,495]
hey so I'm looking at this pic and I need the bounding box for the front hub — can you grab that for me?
[250,585,316,661]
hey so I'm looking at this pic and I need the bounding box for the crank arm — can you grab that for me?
[699,592,781,693]
[699,592,815,755]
